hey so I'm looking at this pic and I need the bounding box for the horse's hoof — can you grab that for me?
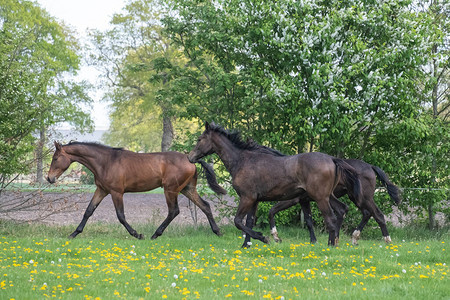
[68,232,78,239]
[310,239,317,244]
[215,231,223,237]
[274,238,282,243]
[263,236,270,244]
[151,234,158,240]
[137,233,145,240]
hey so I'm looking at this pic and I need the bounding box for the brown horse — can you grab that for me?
[47,141,226,240]
[188,122,362,246]
[269,159,401,245]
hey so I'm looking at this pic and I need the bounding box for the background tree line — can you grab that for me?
[1,0,448,229]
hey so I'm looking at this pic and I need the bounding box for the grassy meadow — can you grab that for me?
[0,222,449,299]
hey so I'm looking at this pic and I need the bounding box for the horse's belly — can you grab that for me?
[124,179,162,193]
[258,186,304,202]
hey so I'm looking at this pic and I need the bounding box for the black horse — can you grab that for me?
[47,141,226,239]
[188,122,362,246]
[269,159,401,245]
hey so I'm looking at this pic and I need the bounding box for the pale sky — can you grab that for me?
[37,0,127,130]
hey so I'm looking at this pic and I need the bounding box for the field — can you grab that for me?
[0,222,449,300]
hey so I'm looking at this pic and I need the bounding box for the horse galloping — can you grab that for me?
[47,141,226,240]
[188,122,362,247]
[269,159,401,245]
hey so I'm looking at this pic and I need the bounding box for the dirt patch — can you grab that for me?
[0,191,234,227]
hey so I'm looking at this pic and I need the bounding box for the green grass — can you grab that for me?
[0,222,449,299]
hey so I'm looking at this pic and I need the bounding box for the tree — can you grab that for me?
[0,0,93,188]
[88,0,190,152]
[162,0,448,226]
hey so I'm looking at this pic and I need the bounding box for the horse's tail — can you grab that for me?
[333,158,362,205]
[198,160,228,195]
[371,165,401,205]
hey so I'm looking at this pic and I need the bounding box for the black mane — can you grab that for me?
[208,123,285,157]
[66,141,124,151]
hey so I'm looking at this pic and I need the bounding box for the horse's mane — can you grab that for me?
[208,123,286,157]
[66,141,124,151]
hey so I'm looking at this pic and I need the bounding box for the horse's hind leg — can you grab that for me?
[362,198,391,244]
[151,190,180,239]
[111,191,144,240]
[315,198,338,246]
[329,196,348,239]
[70,187,107,239]
[181,185,222,237]
[299,199,317,244]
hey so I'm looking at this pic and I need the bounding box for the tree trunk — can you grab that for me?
[36,127,46,185]
[161,114,173,152]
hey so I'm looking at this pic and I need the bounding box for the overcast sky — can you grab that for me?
[36,0,127,130]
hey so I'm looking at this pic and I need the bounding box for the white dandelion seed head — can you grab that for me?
[29,260,34,264]
[247,241,252,246]
[171,282,176,288]
[321,272,326,276]
[306,269,311,273]
[141,256,145,259]
[51,261,54,264]
[259,279,263,283]
[402,269,406,273]
[174,275,178,279]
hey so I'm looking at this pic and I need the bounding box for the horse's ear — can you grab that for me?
[54,141,62,150]
[205,121,210,130]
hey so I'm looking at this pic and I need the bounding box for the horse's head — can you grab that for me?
[47,141,72,184]
[188,122,216,163]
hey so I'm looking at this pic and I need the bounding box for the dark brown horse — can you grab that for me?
[269,159,401,245]
[188,122,362,246]
[47,141,226,240]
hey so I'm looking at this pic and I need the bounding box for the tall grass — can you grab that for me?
[0,221,448,299]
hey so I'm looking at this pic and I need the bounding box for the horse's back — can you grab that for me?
[114,151,195,193]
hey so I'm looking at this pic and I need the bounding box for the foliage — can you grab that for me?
[0,0,93,187]
[161,0,449,227]
[79,166,95,185]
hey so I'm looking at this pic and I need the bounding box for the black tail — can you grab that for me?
[333,158,362,205]
[198,160,227,195]
[371,165,401,205]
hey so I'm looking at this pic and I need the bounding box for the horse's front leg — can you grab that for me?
[242,202,259,248]
[268,198,300,243]
[111,191,144,240]
[235,198,269,247]
[70,187,107,239]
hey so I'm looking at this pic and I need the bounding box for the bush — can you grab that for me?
[79,166,95,185]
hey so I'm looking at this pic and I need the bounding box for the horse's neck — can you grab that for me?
[212,134,242,175]
[65,145,106,176]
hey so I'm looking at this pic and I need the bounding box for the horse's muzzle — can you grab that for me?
[46,176,56,184]
[187,153,197,163]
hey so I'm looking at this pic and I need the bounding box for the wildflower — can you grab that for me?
[402,269,407,273]
[259,279,263,283]
[174,275,178,279]
[171,282,176,288]
[29,260,34,264]
[247,242,252,246]
[321,272,326,276]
